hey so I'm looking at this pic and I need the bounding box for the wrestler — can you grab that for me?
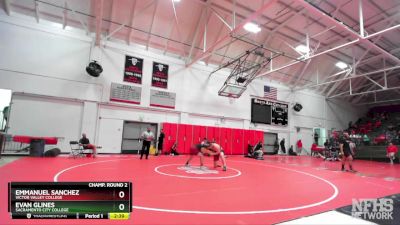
[184,142,214,168]
[207,142,227,171]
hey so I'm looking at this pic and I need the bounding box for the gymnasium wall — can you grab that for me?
[0,12,367,153]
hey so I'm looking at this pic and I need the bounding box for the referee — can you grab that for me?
[140,127,154,160]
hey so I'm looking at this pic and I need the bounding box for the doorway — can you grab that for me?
[296,127,313,155]
[264,132,278,154]
[313,127,327,146]
[0,89,12,132]
[121,121,158,154]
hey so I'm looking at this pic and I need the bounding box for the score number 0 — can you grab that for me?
[118,191,126,211]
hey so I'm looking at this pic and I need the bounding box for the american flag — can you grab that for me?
[264,85,277,99]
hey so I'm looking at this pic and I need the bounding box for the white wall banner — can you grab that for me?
[110,83,141,105]
[150,89,176,109]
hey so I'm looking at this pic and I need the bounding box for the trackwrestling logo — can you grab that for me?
[351,198,393,220]
[178,166,218,175]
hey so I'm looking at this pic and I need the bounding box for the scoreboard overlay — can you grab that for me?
[8,182,132,220]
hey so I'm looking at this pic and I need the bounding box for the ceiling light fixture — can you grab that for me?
[295,45,309,54]
[335,61,348,69]
[243,22,261,33]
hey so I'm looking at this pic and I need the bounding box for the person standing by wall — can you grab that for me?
[296,139,303,155]
[314,131,319,145]
[280,138,286,154]
[386,142,398,164]
[273,138,279,155]
[156,129,165,156]
[140,127,154,160]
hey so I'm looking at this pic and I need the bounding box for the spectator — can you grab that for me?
[348,121,353,129]
[288,145,297,156]
[296,139,303,154]
[367,121,372,129]
[253,141,264,159]
[386,142,398,164]
[156,129,165,156]
[375,120,382,128]
[314,132,319,145]
[349,141,356,156]
[280,138,286,154]
[79,133,97,158]
[363,134,370,145]
[273,138,279,154]
[324,139,329,150]
[170,142,179,155]
[2,106,9,122]
[311,143,324,158]
[246,143,254,157]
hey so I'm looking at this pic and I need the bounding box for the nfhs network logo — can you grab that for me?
[351,198,393,220]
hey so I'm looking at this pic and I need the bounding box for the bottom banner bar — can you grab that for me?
[12,213,78,219]
[11,213,112,219]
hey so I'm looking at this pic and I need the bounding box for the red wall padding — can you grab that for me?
[163,123,265,155]
[177,124,193,154]
[162,123,177,153]
[232,129,244,155]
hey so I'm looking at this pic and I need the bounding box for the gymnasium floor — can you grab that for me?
[1,154,399,225]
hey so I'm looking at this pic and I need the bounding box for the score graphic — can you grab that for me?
[9,182,132,220]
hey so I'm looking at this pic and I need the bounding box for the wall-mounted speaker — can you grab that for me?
[293,103,303,112]
[86,60,103,77]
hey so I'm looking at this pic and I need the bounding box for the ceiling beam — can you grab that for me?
[2,0,11,15]
[364,76,384,89]
[125,0,136,45]
[297,0,400,65]
[323,46,359,95]
[321,17,397,97]
[204,15,228,65]
[256,1,400,80]
[298,65,400,91]
[106,0,116,37]
[350,61,398,103]
[94,0,104,46]
[330,85,400,99]
[325,68,352,97]
[186,6,208,63]
[67,1,89,34]
[34,0,40,23]
[145,0,159,50]
[257,39,359,79]
[367,0,400,36]
[322,0,398,49]
[62,1,67,29]
[104,23,126,40]
[162,20,176,55]
[357,97,400,106]
[170,0,186,57]
[210,6,232,31]
[126,0,156,45]
[186,0,278,67]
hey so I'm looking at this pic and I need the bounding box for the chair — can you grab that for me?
[69,141,85,158]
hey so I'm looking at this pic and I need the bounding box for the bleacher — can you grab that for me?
[353,111,400,163]
[355,146,400,163]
